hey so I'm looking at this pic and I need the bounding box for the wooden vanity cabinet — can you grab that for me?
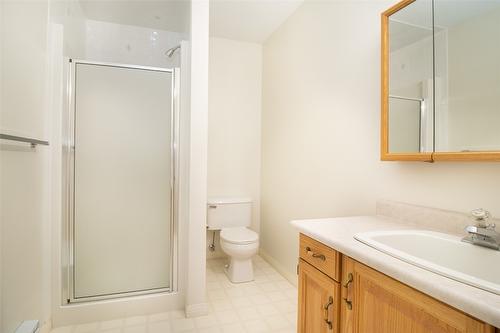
[340,256,494,333]
[298,234,342,332]
[297,233,496,333]
[298,260,340,332]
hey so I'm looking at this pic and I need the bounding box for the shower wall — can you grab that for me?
[49,0,87,59]
[85,20,184,68]
[50,1,185,67]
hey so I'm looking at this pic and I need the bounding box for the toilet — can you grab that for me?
[207,197,259,283]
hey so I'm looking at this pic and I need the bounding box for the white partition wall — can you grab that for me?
[69,61,177,302]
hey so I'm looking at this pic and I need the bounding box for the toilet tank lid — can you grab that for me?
[207,197,252,205]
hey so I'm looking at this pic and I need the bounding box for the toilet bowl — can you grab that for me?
[220,227,259,283]
[207,197,259,283]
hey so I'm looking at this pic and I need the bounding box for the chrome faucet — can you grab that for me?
[462,208,500,250]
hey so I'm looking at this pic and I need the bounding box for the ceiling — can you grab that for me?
[210,0,304,43]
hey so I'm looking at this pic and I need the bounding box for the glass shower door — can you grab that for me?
[69,61,176,301]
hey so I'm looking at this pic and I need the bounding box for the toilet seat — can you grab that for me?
[220,227,259,245]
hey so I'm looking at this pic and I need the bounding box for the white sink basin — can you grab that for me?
[354,230,500,295]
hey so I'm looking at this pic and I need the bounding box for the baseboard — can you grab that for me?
[185,302,209,318]
[259,248,298,287]
[39,320,52,333]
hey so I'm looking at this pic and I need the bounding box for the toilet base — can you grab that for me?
[224,258,254,283]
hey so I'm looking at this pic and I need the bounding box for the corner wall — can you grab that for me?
[185,0,209,317]
[260,0,500,283]
[207,37,262,258]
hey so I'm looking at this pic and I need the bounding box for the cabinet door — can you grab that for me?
[340,256,494,333]
[298,259,340,333]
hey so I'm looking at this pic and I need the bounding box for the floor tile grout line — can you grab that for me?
[51,255,297,333]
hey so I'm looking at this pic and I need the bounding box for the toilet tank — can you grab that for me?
[207,197,252,230]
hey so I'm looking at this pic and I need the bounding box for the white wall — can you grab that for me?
[0,1,52,332]
[260,0,500,284]
[207,37,262,258]
[185,0,209,317]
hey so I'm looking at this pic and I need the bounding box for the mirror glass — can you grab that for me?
[388,0,434,153]
[434,0,500,152]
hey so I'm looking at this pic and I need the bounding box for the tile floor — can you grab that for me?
[50,255,298,333]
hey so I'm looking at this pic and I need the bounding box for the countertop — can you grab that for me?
[291,215,500,328]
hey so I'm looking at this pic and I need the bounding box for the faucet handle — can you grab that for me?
[465,225,499,238]
[471,208,492,228]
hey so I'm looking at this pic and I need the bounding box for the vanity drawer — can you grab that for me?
[299,234,341,281]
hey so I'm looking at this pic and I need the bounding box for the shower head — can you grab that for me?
[165,45,181,58]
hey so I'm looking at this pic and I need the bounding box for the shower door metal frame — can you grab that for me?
[63,59,180,304]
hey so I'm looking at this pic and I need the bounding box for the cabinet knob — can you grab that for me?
[323,296,334,330]
[343,297,353,310]
[305,247,326,261]
[343,272,354,310]
[343,272,353,288]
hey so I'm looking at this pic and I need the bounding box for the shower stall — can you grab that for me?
[64,60,179,303]
[0,0,197,329]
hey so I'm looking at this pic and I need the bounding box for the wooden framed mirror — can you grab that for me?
[381,0,500,162]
